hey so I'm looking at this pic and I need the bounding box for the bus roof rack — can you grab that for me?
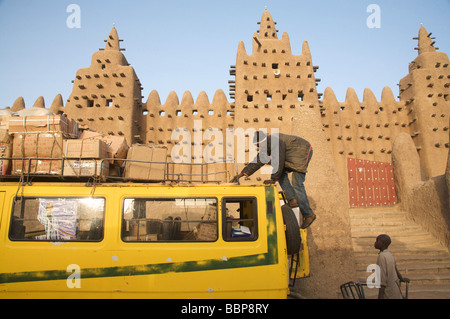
[0,157,239,185]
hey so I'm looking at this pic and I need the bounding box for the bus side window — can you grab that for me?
[121,198,218,242]
[9,197,105,242]
[222,197,258,241]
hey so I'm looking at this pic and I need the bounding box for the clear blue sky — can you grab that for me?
[0,0,449,108]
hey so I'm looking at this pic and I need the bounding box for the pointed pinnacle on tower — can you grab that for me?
[414,25,437,55]
[258,8,278,39]
[105,26,122,51]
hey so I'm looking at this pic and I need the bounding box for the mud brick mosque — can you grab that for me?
[3,9,450,298]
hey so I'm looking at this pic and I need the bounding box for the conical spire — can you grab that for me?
[105,26,120,51]
[146,90,161,107]
[416,25,437,55]
[11,97,25,112]
[212,89,228,108]
[381,86,396,104]
[196,91,210,109]
[50,94,64,114]
[164,91,179,107]
[258,8,278,39]
[345,88,359,105]
[33,96,45,108]
[181,91,194,108]
[302,40,311,58]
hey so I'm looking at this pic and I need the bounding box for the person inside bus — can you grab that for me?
[230,131,316,229]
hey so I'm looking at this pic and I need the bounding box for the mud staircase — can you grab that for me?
[349,206,450,299]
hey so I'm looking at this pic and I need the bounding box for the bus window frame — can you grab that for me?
[120,196,219,243]
[8,196,106,243]
[221,196,258,242]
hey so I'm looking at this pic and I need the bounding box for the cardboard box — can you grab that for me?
[0,130,12,175]
[124,145,167,181]
[80,131,129,165]
[0,144,12,175]
[197,223,217,241]
[0,130,11,144]
[63,139,107,159]
[12,133,63,175]
[0,113,11,131]
[9,114,76,137]
[63,159,109,177]
[128,220,152,241]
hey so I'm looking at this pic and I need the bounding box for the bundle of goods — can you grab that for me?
[8,112,78,138]
[0,109,13,131]
[124,144,168,181]
[79,131,129,177]
[0,107,173,182]
[0,104,133,178]
[8,111,79,176]
[0,130,12,175]
[11,132,65,175]
[63,138,109,177]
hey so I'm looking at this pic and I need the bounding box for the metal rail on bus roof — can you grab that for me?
[0,157,239,185]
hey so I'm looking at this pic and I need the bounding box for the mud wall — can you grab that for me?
[393,132,450,250]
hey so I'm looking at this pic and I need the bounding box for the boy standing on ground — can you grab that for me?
[374,234,410,299]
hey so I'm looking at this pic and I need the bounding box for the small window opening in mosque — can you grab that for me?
[106,99,113,107]
[101,64,106,70]
[282,94,287,101]
[159,111,165,116]
[87,100,94,108]
[266,93,272,101]
[247,95,253,102]
[208,110,214,115]
[272,63,279,70]
[298,92,304,102]
[192,110,198,115]
[176,110,182,116]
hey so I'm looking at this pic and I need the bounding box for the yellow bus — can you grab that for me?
[0,179,308,299]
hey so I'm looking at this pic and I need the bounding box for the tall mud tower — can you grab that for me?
[63,27,145,145]
[399,25,450,178]
[231,9,320,182]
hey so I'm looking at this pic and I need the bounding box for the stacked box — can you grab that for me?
[0,112,12,131]
[63,139,107,159]
[124,145,168,181]
[197,223,217,241]
[80,131,128,165]
[9,114,78,138]
[0,130,12,175]
[62,139,109,177]
[12,133,64,175]
[128,220,152,241]
[63,159,109,177]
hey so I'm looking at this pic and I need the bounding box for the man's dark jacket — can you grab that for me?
[241,133,312,181]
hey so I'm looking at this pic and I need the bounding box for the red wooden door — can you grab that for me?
[347,158,397,207]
